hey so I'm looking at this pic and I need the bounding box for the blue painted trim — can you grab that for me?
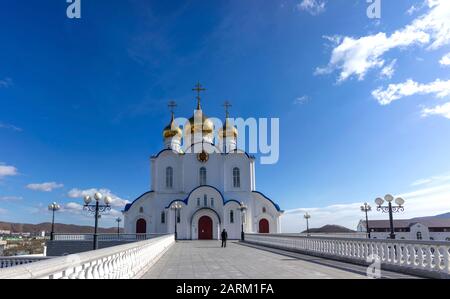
[224,199,241,206]
[151,148,183,159]
[151,144,254,160]
[252,191,282,212]
[190,207,222,226]
[123,191,154,212]
[164,199,188,209]
[124,187,282,214]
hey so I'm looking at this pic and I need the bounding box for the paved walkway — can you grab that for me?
[142,240,413,279]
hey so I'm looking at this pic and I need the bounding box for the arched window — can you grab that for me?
[139,207,144,213]
[166,167,173,188]
[230,210,234,223]
[199,167,207,185]
[203,194,207,206]
[197,198,200,206]
[211,198,214,207]
[417,232,422,240]
[233,167,240,188]
[161,211,165,224]
[262,207,266,213]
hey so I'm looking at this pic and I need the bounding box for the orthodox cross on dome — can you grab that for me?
[168,100,177,113]
[223,100,232,118]
[167,100,177,119]
[192,82,206,110]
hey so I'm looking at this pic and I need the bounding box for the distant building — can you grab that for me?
[357,218,450,241]
[0,240,6,255]
[0,230,11,236]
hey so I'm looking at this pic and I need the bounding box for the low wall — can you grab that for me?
[46,233,165,256]
[244,233,450,279]
[0,234,175,279]
[0,256,52,269]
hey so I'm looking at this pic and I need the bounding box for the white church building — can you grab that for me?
[123,84,283,240]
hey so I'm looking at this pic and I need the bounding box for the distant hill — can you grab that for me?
[301,224,355,234]
[0,221,123,234]
[434,212,450,219]
[411,212,450,222]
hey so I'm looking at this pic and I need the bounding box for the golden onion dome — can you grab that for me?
[163,113,182,138]
[218,118,238,138]
[185,109,214,134]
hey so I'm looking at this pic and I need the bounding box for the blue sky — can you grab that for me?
[1,0,450,231]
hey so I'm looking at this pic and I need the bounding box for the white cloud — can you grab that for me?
[411,172,450,187]
[297,0,326,16]
[281,182,450,233]
[0,123,22,132]
[0,163,18,179]
[0,78,12,88]
[0,196,23,202]
[294,95,310,105]
[63,201,122,220]
[26,182,64,192]
[316,0,450,82]
[440,52,450,66]
[379,59,396,79]
[421,102,450,119]
[371,79,450,105]
[0,208,7,214]
[67,188,129,208]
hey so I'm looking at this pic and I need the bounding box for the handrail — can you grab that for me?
[0,257,52,269]
[0,234,174,279]
[52,233,162,241]
[245,233,450,278]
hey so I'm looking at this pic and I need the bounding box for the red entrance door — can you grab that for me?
[259,219,269,233]
[136,218,147,234]
[198,216,213,240]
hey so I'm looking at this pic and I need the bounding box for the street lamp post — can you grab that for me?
[115,217,122,237]
[171,202,182,241]
[304,212,311,236]
[83,192,112,250]
[375,194,405,240]
[238,202,247,241]
[48,202,60,241]
[360,202,372,239]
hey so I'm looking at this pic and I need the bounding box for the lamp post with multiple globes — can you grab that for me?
[115,217,122,237]
[83,192,112,250]
[238,202,247,241]
[171,202,182,241]
[48,202,61,241]
[360,203,372,239]
[304,212,311,236]
[375,194,405,240]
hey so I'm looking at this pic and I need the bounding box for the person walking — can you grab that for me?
[221,229,228,248]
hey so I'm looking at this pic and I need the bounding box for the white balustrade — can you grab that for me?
[0,257,51,269]
[0,234,174,279]
[52,233,162,241]
[245,233,450,278]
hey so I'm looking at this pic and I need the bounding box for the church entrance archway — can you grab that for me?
[198,216,213,240]
[259,218,269,233]
[136,218,147,234]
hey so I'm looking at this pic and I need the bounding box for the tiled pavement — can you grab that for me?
[143,240,380,279]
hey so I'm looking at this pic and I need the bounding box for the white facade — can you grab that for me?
[357,219,450,241]
[123,99,282,240]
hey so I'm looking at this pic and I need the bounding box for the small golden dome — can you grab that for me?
[218,118,238,138]
[185,109,214,134]
[163,114,182,138]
